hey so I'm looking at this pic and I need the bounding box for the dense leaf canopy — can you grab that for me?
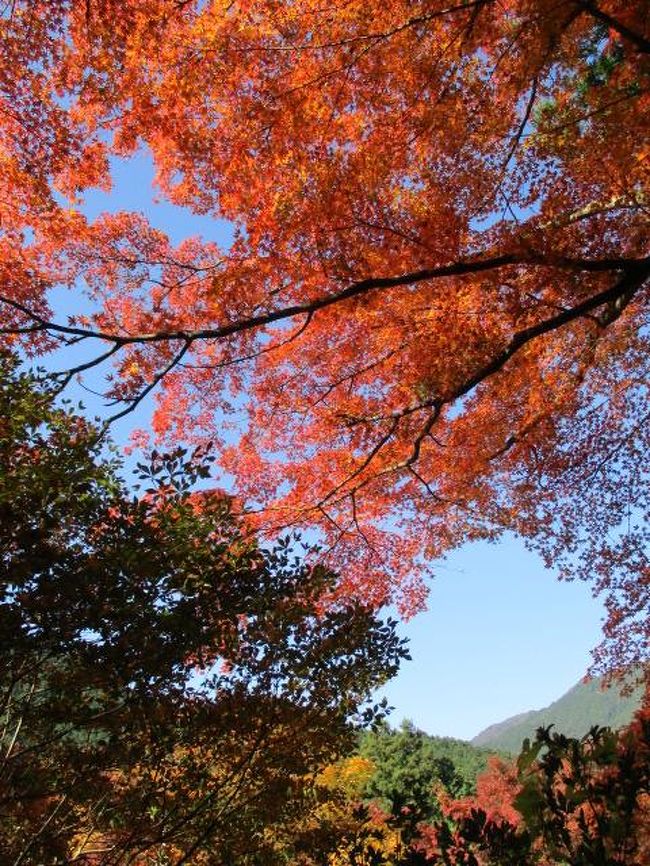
[0,1,647,671]
[0,356,407,864]
[357,721,499,819]
[423,713,650,865]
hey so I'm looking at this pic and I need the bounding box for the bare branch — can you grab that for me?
[52,343,123,393]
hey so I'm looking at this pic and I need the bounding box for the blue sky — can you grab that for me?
[379,535,604,740]
[50,152,606,742]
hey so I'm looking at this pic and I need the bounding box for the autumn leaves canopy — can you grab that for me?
[0,1,648,671]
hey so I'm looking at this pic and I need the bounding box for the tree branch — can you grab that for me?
[300,259,650,498]
[576,1,650,54]
[1,253,646,428]
[1,253,644,349]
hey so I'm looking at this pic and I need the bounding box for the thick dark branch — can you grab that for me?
[0,294,51,331]
[0,254,646,433]
[404,406,443,466]
[449,259,649,405]
[344,257,649,429]
[309,259,649,497]
[0,253,644,349]
[576,1,650,54]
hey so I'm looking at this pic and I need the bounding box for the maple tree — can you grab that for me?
[279,707,650,864]
[0,354,407,864]
[417,707,650,865]
[0,1,648,671]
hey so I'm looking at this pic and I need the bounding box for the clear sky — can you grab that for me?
[50,151,606,743]
[378,535,604,740]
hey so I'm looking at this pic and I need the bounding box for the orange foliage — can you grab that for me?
[0,1,648,670]
[415,700,650,864]
[445,756,522,828]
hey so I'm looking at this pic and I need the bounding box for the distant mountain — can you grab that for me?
[471,674,644,754]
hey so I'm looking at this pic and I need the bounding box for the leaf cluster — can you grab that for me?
[0,355,408,864]
[426,710,650,866]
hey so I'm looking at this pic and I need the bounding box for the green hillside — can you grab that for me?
[471,675,644,754]
[357,721,504,820]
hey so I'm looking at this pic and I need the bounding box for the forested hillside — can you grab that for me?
[355,673,644,813]
[341,707,649,864]
[472,675,644,753]
[358,721,503,819]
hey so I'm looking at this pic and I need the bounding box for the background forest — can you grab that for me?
[0,1,648,863]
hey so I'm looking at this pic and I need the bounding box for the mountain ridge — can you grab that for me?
[471,674,644,754]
